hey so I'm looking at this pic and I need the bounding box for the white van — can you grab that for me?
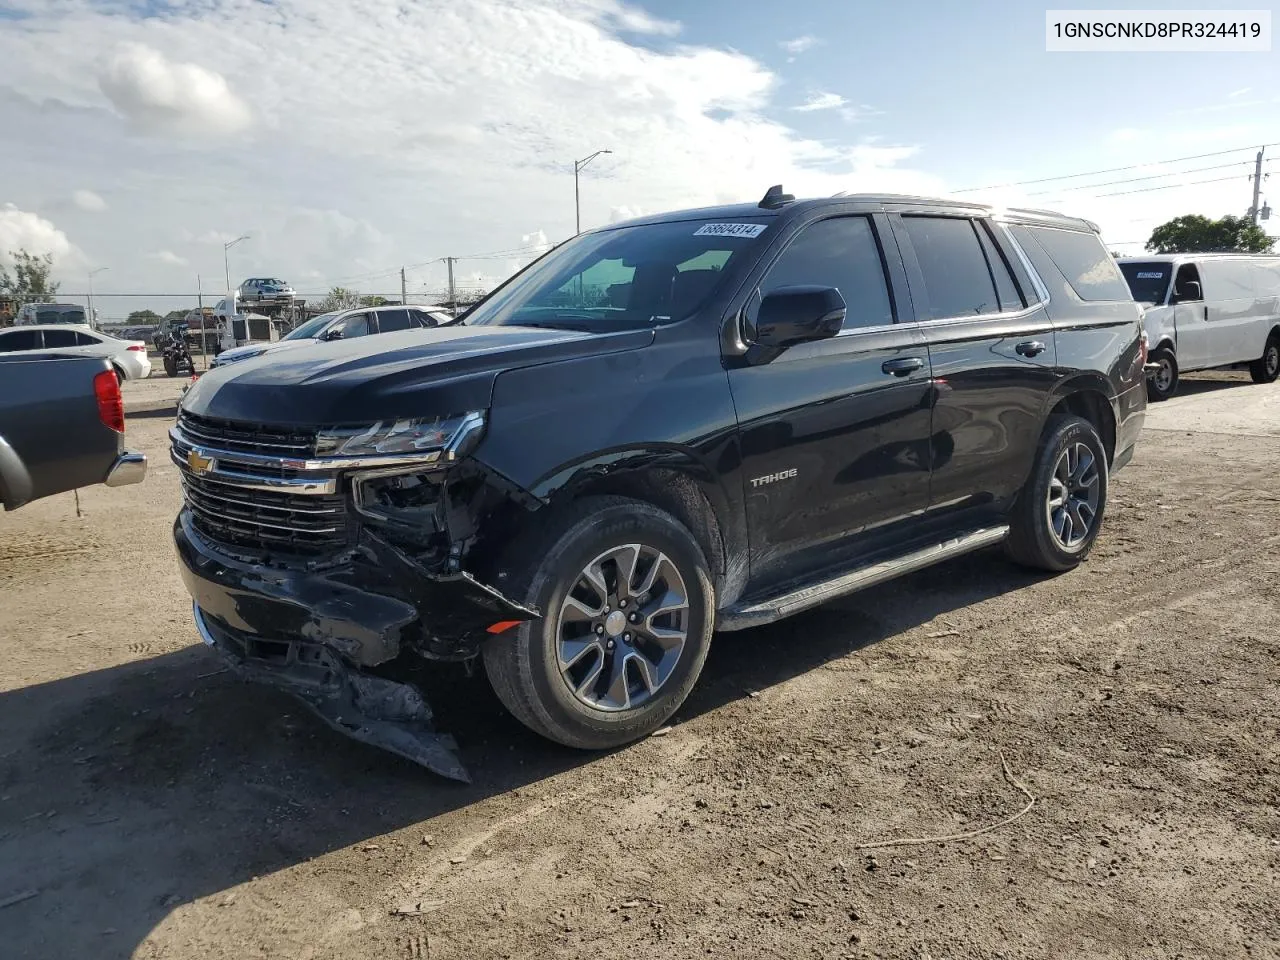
[1118,254,1280,400]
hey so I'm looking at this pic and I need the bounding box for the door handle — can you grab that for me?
[1203,306,1209,321]
[1015,340,1046,357]
[881,357,925,377]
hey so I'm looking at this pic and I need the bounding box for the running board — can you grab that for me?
[716,525,1010,632]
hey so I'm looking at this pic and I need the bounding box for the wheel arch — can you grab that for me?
[475,446,747,607]
[1044,378,1117,465]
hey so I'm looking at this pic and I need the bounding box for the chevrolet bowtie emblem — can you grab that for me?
[187,450,214,474]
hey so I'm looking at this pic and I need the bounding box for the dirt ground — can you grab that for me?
[1,373,1277,960]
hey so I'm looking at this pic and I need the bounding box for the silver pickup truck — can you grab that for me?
[0,352,146,510]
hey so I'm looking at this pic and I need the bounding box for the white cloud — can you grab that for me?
[1229,87,1252,97]
[150,250,188,267]
[793,91,847,113]
[0,0,940,311]
[0,204,74,269]
[609,205,646,222]
[98,42,252,136]
[780,35,819,56]
[72,189,106,212]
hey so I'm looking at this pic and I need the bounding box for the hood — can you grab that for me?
[181,324,653,426]
[215,338,313,365]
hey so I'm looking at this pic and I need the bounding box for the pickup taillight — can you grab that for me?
[94,369,125,433]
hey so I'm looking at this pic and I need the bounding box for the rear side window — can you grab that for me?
[975,221,1025,312]
[759,216,894,331]
[901,216,1001,319]
[1013,226,1132,302]
[42,329,79,348]
[410,309,440,327]
[0,330,41,351]
[75,331,99,346]
[375,308,412,332]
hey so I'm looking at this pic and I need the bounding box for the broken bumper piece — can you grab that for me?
[194,602,471,782]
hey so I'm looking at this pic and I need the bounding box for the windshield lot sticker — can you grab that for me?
[1136,272,1165,279]
[694,222,767,238]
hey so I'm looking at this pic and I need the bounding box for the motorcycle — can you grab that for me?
[162,333,195,378]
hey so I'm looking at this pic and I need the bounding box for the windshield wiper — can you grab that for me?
[513,319,594,332]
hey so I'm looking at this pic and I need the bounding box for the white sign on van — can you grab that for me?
[1136,272,1165,278]
[693,222,767,238]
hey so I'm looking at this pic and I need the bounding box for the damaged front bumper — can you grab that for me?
[174,513,536,782]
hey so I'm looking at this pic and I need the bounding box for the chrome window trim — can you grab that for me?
[992,219,1052,306]
[912,302,1048,329]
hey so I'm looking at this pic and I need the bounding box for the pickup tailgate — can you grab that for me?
[0,353,133,510]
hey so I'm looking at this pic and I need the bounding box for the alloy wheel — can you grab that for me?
[555,543,690,712]
[1045,442,1102,550]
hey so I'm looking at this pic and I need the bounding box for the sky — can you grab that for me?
[0,0,1278,320]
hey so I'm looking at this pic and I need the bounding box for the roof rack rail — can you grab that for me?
[759,184,795,209]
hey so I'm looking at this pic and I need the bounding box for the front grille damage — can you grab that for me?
[170,414,542,782]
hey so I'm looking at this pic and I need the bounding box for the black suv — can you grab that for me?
[171,188,1148,780]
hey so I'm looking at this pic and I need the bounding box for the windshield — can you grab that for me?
[284,312,342,340]
[465,217,770,331]
[38,308,85,324]
[1118,262,1172,305]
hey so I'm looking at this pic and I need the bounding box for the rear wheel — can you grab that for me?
[483,496,715,750]
[1005,415,1109,573]
[1249,332,1280,384]
[113,365,125,385]
[1146,347,1178,401]
[163,355,177,377]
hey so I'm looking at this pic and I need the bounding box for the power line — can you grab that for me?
[953,142,1280,193]
[1027,160,1264,196]
[1090,173,1250,198]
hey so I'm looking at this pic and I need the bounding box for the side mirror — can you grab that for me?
[750,286,846,349]
[321,327,344,341]
[1172,280,1201,303]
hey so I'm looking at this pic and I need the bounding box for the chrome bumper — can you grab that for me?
[105,451,147,487]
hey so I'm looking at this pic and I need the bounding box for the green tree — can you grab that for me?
[359,295,389,307]
[0,249,60,306]
[1146,214,1274,254]
[127,309,162,324]
[313,286,362,312]
[164,309,187,321]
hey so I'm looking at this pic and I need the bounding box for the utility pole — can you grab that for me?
[573,149,612,234]
[400,267,407,305]
[223,235,249,292]
[446,257,457,317]
[87,267,108,329]
[1249,148,1266,223]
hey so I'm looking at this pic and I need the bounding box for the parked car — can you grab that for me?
[15,302,96,328]
[170,188,1147,780]
[1117,254,1280,400]
[0,324,151,381]
[209,304,445,368]
[237,278,296,303]
[1,352,146,510]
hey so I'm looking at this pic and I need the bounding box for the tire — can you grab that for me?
[163,355,177,377]
[483,495,715,750]
[113,366,125,385]
[1146,346,1178,401]
[1005,414,1109,573]
[1249,332,1280,384]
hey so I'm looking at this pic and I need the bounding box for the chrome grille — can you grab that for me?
[172,414,348,558]
[177,411,316,458]
[180,471,348,555]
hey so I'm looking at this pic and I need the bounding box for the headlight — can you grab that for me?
[315,411,486,459]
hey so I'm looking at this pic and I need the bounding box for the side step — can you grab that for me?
[716,525,1010,632]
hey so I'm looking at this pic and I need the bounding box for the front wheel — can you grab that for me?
[1146,347,1179,401]
[1249,332,1280,384]
[1005,415,1109,573]
[163,355,177,377]
[483,496,715,750]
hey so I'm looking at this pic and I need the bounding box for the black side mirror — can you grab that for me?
[321,327,344,341]
[1172,280,1201,303]
[750,286,846,349]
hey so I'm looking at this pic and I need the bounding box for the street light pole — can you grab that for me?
[87,267,108,328]
[223,235,249,293]
[573,149,612,234]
